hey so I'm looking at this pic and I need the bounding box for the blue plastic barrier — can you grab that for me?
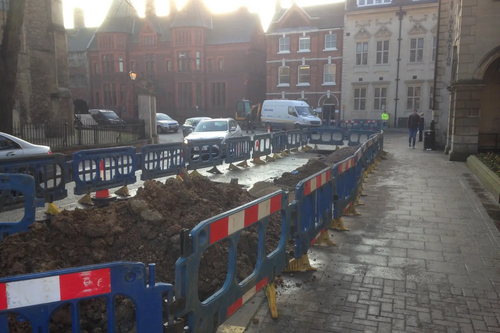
[333,155,358,219]
[175,191,290,333]
[340,120,362,131]
[0,174,43,241]
[0,154,69,203]
[292,167,334,258]
[271,131,287,154]
[308,127,344,146]
[347,131,377,147]
[72,147,138,195]
[353,119,382,132]
[300,128,310,147]
[141,143,185,181]
[252,133,272,159]
[0,262,173,333]
[225,136,252,164]
[286,129,301,150]
[186,138,224,171]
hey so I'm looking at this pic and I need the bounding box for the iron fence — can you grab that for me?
[12,120,145,150]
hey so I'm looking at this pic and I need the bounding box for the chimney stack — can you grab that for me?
[169,0,178,16]
[73,7,85,29]
[145,0,156,17]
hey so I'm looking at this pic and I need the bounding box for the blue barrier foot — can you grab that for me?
[207,166,223,174]
[265,155,275,162]
[236,160,249,168]
[114,185,130,196]
[45,203,61,215]
[331,218,350,231]
[228,163,241,171]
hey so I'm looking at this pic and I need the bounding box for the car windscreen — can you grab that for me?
[157,114,172,121]
[295,106,314,116]
[194,121,228,132]
[102,112,120,120]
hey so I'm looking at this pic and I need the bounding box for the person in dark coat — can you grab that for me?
[245,111,255,134]
[418,112,425,142]
[407,109,421,149]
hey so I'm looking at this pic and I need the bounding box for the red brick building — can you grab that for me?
[68,0,266,123]
[266,2,344,113]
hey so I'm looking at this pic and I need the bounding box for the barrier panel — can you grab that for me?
[292,167,334,258]
[300,128,310,147]
[175,191,289,333]
[347,131,377,147]
[225,136,252,164]
[141,143,185,181]
[271,131,287,154]
[72,147,138,195]
[0,262,174,333]
[333,155,358,220]
[340,120,362,131]
[186,138,224,171]
[252,133,272,159]
[0,154,69,203]
[308,127,345,146]
[286,130,301,151]
[0,174,43,241]
[353,119,382,132]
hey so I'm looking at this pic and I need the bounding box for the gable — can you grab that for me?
[277,5,313,29]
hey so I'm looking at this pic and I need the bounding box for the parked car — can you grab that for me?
[182,117,211,137]
[89,109,125,125]
[184,118,242,160]
[0,132,54,182]
[74,114,99,126]
[156,113,179,133]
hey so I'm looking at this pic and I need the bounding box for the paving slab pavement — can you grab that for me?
[244,130,500,333]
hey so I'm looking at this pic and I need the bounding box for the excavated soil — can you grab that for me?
[0,175,285,333]
[274,146,360,187]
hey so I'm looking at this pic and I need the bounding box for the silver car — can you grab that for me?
[184,118,243,160]
[0,132,51,159]
[156,113,179,133]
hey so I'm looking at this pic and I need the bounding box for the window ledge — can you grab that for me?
[297,83,310,87]
[322,83,336,86]
[277,84,290,87]
[297,50,311,53]
[323,48,338,52]
[278,51,290,54]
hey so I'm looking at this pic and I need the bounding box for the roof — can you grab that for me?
[170,0,212,29]
[267,2,345,33]
[66,27,97,52]
[206,9,261,45]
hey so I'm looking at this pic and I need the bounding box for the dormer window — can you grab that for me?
[357,0,391,6]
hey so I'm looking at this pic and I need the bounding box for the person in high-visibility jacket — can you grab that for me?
[381,111,389,129]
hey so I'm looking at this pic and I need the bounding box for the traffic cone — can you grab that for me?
[95,161,110,199]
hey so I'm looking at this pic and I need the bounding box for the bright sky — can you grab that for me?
[63,0,344,31]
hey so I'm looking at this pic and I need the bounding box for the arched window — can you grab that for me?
[278,66,290,86]
[323,64,336,84]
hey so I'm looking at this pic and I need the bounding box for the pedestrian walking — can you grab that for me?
[381,110,389,129]
[407,109,421,149]
[245,111,255,134]
[418,112,425,142]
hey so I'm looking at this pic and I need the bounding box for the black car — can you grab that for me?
[182,117,212,137]
[89,109,125,125]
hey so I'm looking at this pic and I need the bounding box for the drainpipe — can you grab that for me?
[432,0,442,114]
[394,6,406,128]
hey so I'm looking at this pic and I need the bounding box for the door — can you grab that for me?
[287,106,298,129]
[0,135,24,158]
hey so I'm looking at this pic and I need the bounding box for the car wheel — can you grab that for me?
[294,124,301,130]
[173,128,179,133]
[157,125,163,134]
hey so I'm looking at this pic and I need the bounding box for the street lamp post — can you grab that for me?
[129,71,137,119]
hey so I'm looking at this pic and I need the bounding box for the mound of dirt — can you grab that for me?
[0,176,285,332]
[274,146,361,187]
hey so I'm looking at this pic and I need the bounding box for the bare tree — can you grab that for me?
[0,0,26,134]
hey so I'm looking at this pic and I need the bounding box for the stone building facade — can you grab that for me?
[341,0,438,125]
[434,0,500,160]
[0,0,72,126]
[76,0,266,123]
[266,2,345,113]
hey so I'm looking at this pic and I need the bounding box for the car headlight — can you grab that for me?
[184,139,190,145]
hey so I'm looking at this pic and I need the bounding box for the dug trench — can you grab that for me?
[0,146,361,333]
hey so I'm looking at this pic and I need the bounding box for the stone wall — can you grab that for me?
[0,0,72,126]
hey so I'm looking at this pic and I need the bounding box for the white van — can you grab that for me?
[261,100,322,130]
